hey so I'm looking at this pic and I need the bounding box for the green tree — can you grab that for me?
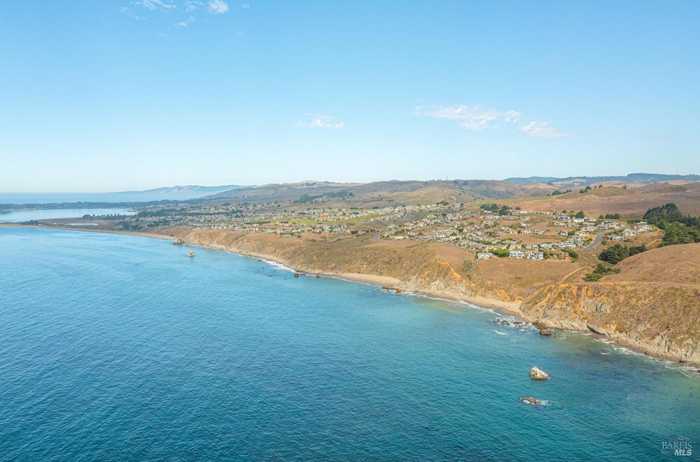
[643,203,683,225]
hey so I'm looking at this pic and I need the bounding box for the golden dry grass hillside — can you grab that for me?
[162,227,699,364]
[510,183,700,217]
[607,243,700,285]
[522,243,700,363]
[163,227,578,305]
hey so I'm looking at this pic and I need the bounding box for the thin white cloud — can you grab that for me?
[136,0,176,10]
[176,15,196,27]
[184,0,203,11]
[417,105,520,131]
[418,104,566,139]
[520,121,565,138]
[207,0,230,14]
[126,0,230,28]
[299,114,345,129]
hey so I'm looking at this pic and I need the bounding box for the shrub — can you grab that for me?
[565,249,578,261]
[491,248,510,258]
[661,222,700,245]
[480,203,512,216]
[599,244,646,264]
[584,263,620,282]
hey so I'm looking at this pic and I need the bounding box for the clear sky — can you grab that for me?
[1,1,699,192]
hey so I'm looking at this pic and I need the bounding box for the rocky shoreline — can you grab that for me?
[5,223,698,368]
[158,227,699,368]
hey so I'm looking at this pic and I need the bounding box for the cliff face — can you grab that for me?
[165,228,573,310]
[163,228,700,365]
[521,282,700,363]
[520,244,700,363]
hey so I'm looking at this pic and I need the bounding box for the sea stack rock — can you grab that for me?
[529,367,550,381]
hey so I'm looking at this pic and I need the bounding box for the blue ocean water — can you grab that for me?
[0,227,698,461]
[0,208,134,223]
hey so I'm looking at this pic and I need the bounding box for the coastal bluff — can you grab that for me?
[521,244,700,364]
[161,227,700,365]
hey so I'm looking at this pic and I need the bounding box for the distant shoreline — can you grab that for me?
[0,223,526,318]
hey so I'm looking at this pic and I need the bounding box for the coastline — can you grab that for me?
[0,223,523,316]
[3,223,698,369]
[142,228,700,368]
[155,233,524,317]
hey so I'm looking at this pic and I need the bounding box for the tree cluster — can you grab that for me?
[643,203,700,245]
[480,203,512,216]
[598,244,646,264]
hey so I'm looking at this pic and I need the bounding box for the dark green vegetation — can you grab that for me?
[599,244,647,265]
[491,248,510,258]
[584,263,621,282]
[480,203,512,216]
[564,249,578,261]
[643,203,700,245]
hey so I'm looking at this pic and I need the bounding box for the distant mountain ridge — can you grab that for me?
[504,173,700,185]
[111,184,241,201]
[205,173,700,205]
[128,185,240,195]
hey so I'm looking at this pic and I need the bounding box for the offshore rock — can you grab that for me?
[529,366,550,381]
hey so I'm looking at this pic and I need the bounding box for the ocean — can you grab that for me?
[0,208,135,223]
[0,227,697,461]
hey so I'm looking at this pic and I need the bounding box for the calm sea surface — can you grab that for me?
[0,208,134,223]
[0,227,698,461]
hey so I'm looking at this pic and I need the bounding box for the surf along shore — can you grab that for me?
[4,223,699,368]
[162,227,700,368]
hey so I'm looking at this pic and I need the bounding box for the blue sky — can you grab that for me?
[1,1,699,192]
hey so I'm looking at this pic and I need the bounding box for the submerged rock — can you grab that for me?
[529,366,550,381]
[382,286,402,294]
[520,396,545,406]
[494,317,529,328]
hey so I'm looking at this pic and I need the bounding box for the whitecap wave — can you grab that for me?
[259,258,295,273]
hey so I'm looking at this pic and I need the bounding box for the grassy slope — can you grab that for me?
[160,226,700,364]
[509,183,700,217]
[521,243,700,363]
